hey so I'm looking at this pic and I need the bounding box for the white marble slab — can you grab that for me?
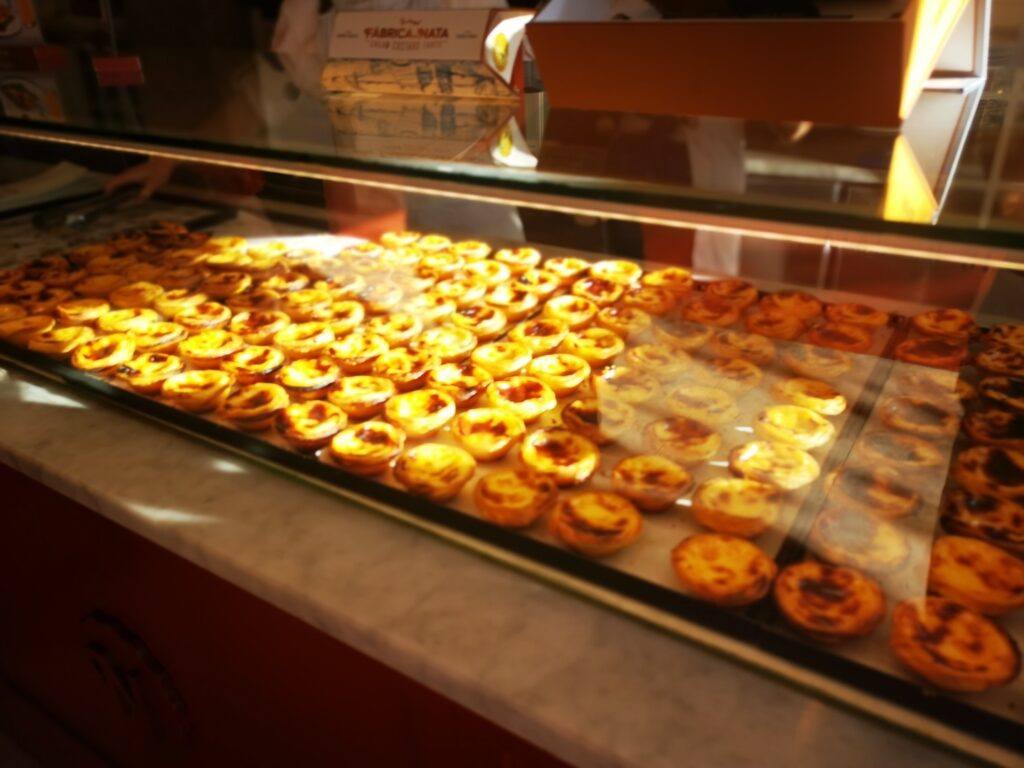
[0,364,968,768]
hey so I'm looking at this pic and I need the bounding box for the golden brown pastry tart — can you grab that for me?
[596,305,651,339]
[463,259,511,287]
[380,230,422,249]
[890,598,1020,692]
[824,302,889,328]
[451,407,527,461]
[162,369,234,413]
[542,294,598,330]
[755,405,835,450]
[23,287,73,315]
[645,416,721,466]
[326,331,390,375]
[560,327,625,367]
[474,469,558,528]
[381,245,424,272]
[710,330,775,365]
[642,266,694,296]
[729,440,820,490]
[666,384,738,426]
[774,561,885,643]
[622,285,676,316]
[432,276,488,307]
[652,321,713,351]
[699,357,763,393]
[157,267,203,291]
[393,443,476,502]
[975,345,1024,378]
[772,377,846,416]
[451,302,508,340]
[979,376,1024,413]
[512,268,561,299]
[484,284,538,321]
[551,491,642,557]
[893,337,967,369]
[0,315,56,346]
[571,275,624,307]
[612,455,692,512]
[879,395,959,438]
[109,281,164,310]
[154,289,207,318]
[806,322,872,353]
[219,383,291,431]
[493,246,541,274]
[359,282,405,315]
[225,310,288,345]
[589,259,643,286]
[97,308,160,335]
[986,323,1024,352]
[401,291,455,325]
[322,300,363,338]
[416,251,463,282]
[159,248,206,269]
[280,288,332,321]
[371,348,440,392]
[26,325,95,357]
[423,361,493,408]
[277,400,346,452]
[593,365,660,405]
[342,240,386,260]
[132,322,189,354]
[67,243,110,266]
[781,344,851,379]
[0,278,43,302]
[325,375,394,419]
[679,296,740,327]
[828,465,919,519]
[911,307,976,338]
[113,352,184,394]
[415,233,453,254]
[221,345,286,385]
[320,272,363,301]
[173,301,231,332]
[671,533,776,606]
[705,278,758,309]
[178,329,244,369]
[273,321,334,359]
[543,256,589,285]
[809,505,909,573]
[759,290,822,321]
[385,388,456,438]
[928,535,1024,616]
[226,288,282,313]
[329,420,405,476]
[0,303,26,323]
[79,274,131,298]
[860,430,944,472]
[364,312,423,348]
[471,341,533,379]
[509,318,569,356]
[204,249,253,272]
[85,252,136,274]
[692,477,779,537]
[942,490,1024,556]
[71,332,134,372]
[277,357,339,401]
[526,353,591,397]
[624,344,689,383]
[561,396,634,446]
[486,375,557,423]
[963,409,1024,449]
[450,239,491,261]
[409,324,478,363]
[202,270,252,299]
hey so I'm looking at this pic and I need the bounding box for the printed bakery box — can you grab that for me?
[527,0,988,127]
[322,9,532,100]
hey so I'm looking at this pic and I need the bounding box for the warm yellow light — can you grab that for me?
[883,135,938,224]
[901,0,972,119]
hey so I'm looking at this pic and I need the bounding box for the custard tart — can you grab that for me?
[471,341,533,379]
[493,246,541,274]
[417,250,463,280]
[157,267,203,292]
[612,455,692,512]
[202,270,252,299]
[890,598,1020,692]
[327,375,395,419]
[434,276,488,309]
[0,303,26,324]
[219,383,290,431]
[827,466,919,519]
[666,384,739,426]
[596,305,651,339]
[543,295,598,330]
[560,327,625,367]
[986,323,1024,352]
[57,298,109,326]
[326,331,389,374]
[979,377,1024,414]
[641,266,693,296]
[705,278,758,309]
[473,469,558,528]
[623,285,676,316]
[273,321,334,359]
[806,322,872,353]
[85,253,136,275]
[380,230,422,249]
[825,302,889,329]
[162,369,234,413]
[0,278,43,302]
[451,239,492,262]
[860,431,944,472]
[652,321,713,351]
[451,302,508,340]
[942,490,1024,556]
[520,428,600,486]
[775,561,885,643]
[23,287,73,315]
[508,318,569,355]
[174,301,232,332]
[384,388,456,437]
[109,281,164,310]
[76,273,127,297]
[463,259,511,288]
[759,290,821,321]
[484,284,538,321]
[691,477,780,537]
[486,376,557,423]
[743,310,805,341]
[781,344,851,379]
[879,395,959,438]
[409,324,478,363]
[178,329,244,369]
[98,308,160,335]
[70,333,135,372]
[911,308,976,338]
[359,282,404,315]
[526,353,591,397]
[329,420,405,475]
[395,443,477,502]
[221,345,286,385]
[513,268,560,299]
[277,357,339,401]
[132,322,189,354]
[709,330,775,365]
[772,378,846,416]
[280,288,332,321]
[571,276,624,307]
[671,533,775,606]
[809,505,909,573]
[451,407,526,461]
[277,400,346,452]
[624,344,689,383]
[416,233,454,254]
[226,288,281,313]
[423,361,493,408]
[975,345,1024,378]
[894,337,968,369]
[755,405,835,450]
[155,289,208,318]
[679,296,740,327]
[226,310,289,345]
[729,440,820,490]
[698,357,763,393]
[644,416,721,466]
[592,366,660,405]
[561,397,635,446]
[551,492,642,557]
[929,535,1024,616]
[371,348,439,392]
[543,256,589,285]
[26,325,94,357]
[401,291,454,326]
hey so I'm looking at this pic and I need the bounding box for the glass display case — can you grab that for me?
[0,1,1023,764]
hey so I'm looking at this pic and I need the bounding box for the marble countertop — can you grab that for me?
[0,364,969,768]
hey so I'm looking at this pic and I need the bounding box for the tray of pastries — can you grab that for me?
[0,221,1020,759]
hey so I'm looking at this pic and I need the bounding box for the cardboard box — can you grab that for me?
[528,0,988,127]
[322,9,532,100]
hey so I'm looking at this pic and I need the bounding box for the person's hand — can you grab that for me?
[104,156,177,199]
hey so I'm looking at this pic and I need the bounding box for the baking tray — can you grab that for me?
[0,251,1020,765]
